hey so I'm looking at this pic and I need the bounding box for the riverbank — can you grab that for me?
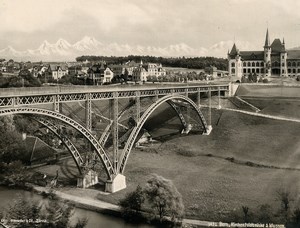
[31,185,224,227]
[0,185,154,228]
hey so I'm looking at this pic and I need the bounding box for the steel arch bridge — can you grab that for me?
[0,84,231,192]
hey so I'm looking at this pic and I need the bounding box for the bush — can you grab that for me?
[245,161,255,167]
[226,157,235,162]
[177,148,197,157]
[263,78,269,83]
[119,185,145,222]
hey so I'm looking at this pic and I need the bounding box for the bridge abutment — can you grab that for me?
[203,125,212,135]
[105,174,126,193]
[77,170,99,188]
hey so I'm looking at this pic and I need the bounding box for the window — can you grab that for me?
[231,62,235,67]
[256,62,260,67]
[288,62,291,67]
[282,69,285,74]
[256,68,260,73]
[293,69,296,73]
[282,55,284,59]
[261,62,264,67]
[243,62,246,67]
[298,69,300,73]
[252,62,255,67]
[243,69,246,73]
[282,63,285,67]
[252,69,255,73]
[293,62,296,67]
[288,69,291,73]
[248,62,251,67]
[231,68,235,73]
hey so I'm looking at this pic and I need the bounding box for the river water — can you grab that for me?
[0,186,154,228]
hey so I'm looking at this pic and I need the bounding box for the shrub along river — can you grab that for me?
[0,186,154,228]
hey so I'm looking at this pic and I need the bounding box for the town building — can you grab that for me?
[204,66,228,78]
[228,29,300,79]
[144,63,166,77]
[132,64,148,82]
[87,63,114,84]
[47,64,68,80]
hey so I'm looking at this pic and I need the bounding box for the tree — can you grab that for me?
[5,194,88,228]
[119,185,145,222]
[19,69,41,87]
[290,208,300,228]
[241,75,248,83]
[248,73,253,82]
[258,204,273,227]
[252,73,258,82]
[276,188,293,223]
[14,115,40,135]
[6,194,42,228]
[242,206,249,223]
[144,174,184,224]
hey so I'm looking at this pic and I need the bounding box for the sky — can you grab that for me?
[1,0,300,53]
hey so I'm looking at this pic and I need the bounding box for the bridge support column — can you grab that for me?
[217,87,221,109]
[53,95,60,112]
[197,88,201,107]
[85,93,92,131]
[154,89,159,101]
[111,92,119,171]
[105,174,126,193]
[136,91,140,122]
[203,87,212,135]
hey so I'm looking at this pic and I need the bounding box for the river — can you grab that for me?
[0,186,154,228]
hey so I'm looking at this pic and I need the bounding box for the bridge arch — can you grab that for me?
[0,107,115,179]
[118,94,208,173]
[32,117,84,175]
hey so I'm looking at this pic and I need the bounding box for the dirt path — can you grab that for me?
[32,185,217,226]
[222,107,300,123]
[33,186,119,212]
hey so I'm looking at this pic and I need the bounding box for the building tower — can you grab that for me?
[280,38,287,77]
[228,43,243,79]
[264,29,271,77]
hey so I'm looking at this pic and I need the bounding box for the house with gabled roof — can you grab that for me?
[47,64,68,80]
[88,63,114,84]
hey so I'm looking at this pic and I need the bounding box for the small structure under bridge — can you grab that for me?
[0,83,233,192]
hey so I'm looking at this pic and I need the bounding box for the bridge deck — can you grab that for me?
[0,83,230,97]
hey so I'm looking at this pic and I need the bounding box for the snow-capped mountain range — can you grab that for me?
[0,36,257,61]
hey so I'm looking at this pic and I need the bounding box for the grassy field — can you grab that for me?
[36,105,300,222]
